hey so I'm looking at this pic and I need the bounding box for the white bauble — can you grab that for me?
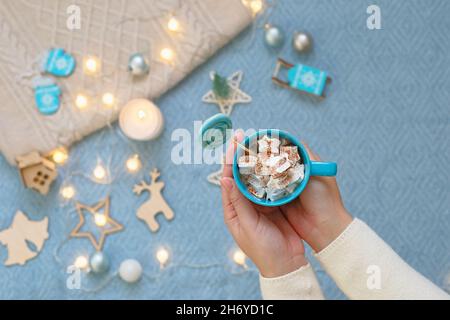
[119,259,143,283]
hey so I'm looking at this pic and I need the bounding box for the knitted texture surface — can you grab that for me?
[0,0,251,164]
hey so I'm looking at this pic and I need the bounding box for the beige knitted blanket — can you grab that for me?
[0,0,251,165]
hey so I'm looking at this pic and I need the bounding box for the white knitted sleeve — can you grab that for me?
[259,263,325,300]
[315,218,449,300]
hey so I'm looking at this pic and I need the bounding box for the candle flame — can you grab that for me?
[137,110,147,119]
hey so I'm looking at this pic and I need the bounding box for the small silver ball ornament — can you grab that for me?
[90,252,110,274]
[292,31,313,53]
[128,53,150,76]
[264,24,285,48]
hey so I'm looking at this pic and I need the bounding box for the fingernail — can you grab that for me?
[235,129,244,141]
[235,128,244,136]
[221,178,234,192]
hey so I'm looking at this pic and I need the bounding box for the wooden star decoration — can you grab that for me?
[202,70,252,116]
[207,162,224,187]
[70,197,123,251]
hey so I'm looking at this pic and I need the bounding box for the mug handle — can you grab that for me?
[310,161,337,176]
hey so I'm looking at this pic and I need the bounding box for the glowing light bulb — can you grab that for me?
[250,0,263,14]
[167,17,180,32]
[94,213,107,227]
[75,94,89,109]
[137,110,147,120]
[93,165,106,180]
[61,185,75,199]
[126,155,141,173]
[242,0,263,15]
[85,58,97,71]
[83,56,101,75]
[156,248,169,267]
[74,255,89,269]
[233,249,247,267]
[51,148,69,165]
[160,48,174,62]
[102,92,115,107]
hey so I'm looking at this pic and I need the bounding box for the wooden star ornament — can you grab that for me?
[70,197,123,251]
[207,163,224,186]
[202,71,252,116]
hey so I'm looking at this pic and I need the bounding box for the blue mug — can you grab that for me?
[232,129,337,207]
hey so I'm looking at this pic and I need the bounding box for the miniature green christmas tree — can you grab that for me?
[212,72,230,99]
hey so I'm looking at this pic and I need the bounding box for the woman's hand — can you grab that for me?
[281,143,353,252]
[221,131,307,278]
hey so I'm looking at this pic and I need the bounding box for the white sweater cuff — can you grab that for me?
[259,263,325,300]
[315,218,449,300]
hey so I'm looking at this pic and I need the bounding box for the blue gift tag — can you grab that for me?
[43,48,76,77]
[287,64,328,96]
[200,113,233,149]
[34,83,61,115]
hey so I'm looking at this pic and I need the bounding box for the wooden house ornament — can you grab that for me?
[16,151,57,195]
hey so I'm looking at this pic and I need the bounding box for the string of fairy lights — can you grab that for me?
[45,0,450,295]
[44,0,272,291]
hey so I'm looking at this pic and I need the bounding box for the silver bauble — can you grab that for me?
[90,252,110,274]
[128,53,150,76]
[264,25,285,48]
[292,31,313,53]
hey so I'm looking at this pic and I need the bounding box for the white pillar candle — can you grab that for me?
[119,99,164,141]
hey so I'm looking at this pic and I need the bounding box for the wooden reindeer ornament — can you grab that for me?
[133,168,174,232]
[0,211,49,266]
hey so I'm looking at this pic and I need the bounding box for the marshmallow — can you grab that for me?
[263,155,284,167]
[272,156,292,174]
[262,155,291,175]
[266,188,287,201]
[255,159,272,176]
[246,174,270,189]
[272,169,289,180]
[287,163,305,185]
[247,185,266,199]
[238,155,258,175]
[258,149,273,162]
[267,180,300,201]
[281,146,300,164]
[258,136,280,154]
[286,182,299,194]
[267,173,291,190]
[266,163,304,192]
